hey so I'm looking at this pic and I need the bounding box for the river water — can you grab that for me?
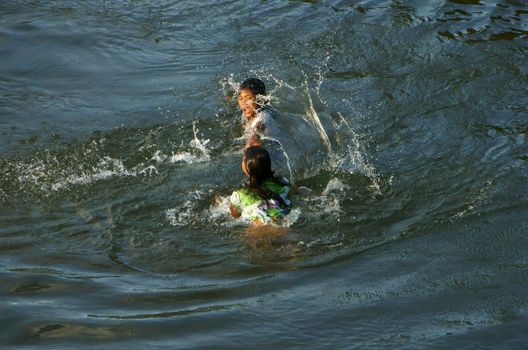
[1,0,527,348]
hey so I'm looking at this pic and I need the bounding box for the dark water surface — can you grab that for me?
[1,0,528,348]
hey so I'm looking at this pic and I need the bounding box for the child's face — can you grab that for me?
[238,88,258,120]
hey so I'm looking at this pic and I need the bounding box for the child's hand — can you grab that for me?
[245,134,261,148]
[230,204,241,218]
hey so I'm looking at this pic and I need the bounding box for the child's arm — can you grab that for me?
[245,133,261,148]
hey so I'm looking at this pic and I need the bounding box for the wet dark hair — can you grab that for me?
[243,146,289,209]
[244,146,273,185]
[240,78,266,96]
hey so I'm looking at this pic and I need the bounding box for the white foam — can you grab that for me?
[138,165,159,176]
[15,155,159,193]
[16,160,48,185]
[282,208,301,227]
[169,152,199,164]
[165,200,194,227]
[206,194,254,228]
[322,178,349,196]
[207,195,233,223]
[13,120,215,195]
[151,150,168,163]
[49,157,137,191]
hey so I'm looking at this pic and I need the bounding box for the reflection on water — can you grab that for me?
[1,0,527,348]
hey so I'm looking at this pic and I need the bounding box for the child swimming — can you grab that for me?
[229,146,293,226]
[237,78,281,148]
[236,77,295,182]
[234,76,334,182]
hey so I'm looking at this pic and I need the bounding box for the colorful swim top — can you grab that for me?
[230,177,292,225]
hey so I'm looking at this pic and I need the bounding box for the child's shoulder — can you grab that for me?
[258,105,278,119]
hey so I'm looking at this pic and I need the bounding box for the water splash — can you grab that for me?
[208,195,232,223]
[260,135,294,181]
[314,51,332,107]
[303,78,333,154]
[190,121,211,162]
[165,201,194,227]
[220,73,380,192]
[151,121,211,164]
[331,112,381,194]
[48,157,136,192]
[304,192,344,224]
[248,70,298,94]
[219,74,240,96]
[282,208,301,227]
[12,154,158,195]
[165,190,205,227]
[321,178,349,196]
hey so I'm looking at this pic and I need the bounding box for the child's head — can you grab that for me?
[240,78,266,96]
[238,78,266,120]
[242,146,273,184]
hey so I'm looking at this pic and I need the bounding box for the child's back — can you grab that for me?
[229,146,292,226]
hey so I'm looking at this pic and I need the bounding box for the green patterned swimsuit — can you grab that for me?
[230,178,292,225]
